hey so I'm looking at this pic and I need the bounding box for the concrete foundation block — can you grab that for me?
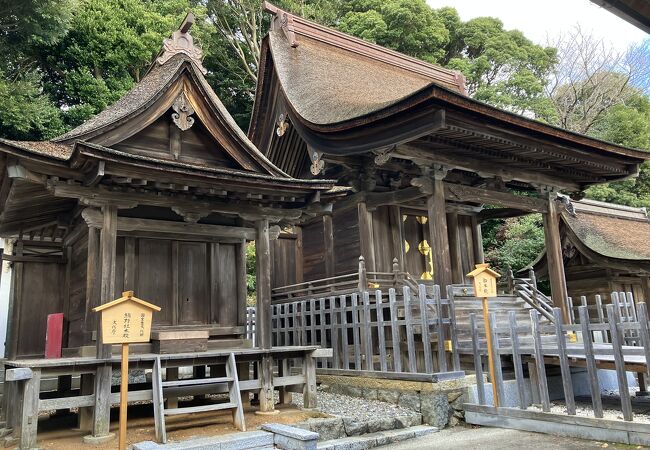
[262,423,319,450]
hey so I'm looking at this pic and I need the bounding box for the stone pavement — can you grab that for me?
[380,425,638,449]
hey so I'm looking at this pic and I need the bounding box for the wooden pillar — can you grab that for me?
[89,205,117,441]
[447,211,463,284]
[358,201,375,272]
[471,215,485,264]
[641,275,650,303]
[542,192,570,323]
[236,239,247,327]
[427,176,453,291]
[295,226,304,284]
[323,214,335,277]
[256,218,272,350]
[389,206,404,270]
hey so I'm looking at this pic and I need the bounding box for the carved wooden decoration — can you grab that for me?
[308,147,324,175]
[172,93,195,131]
[374,147,394,166]
[276,113,288,137]
[157,13,207,74]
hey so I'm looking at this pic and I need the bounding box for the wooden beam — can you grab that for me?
[398,144,582,191]
[428,177,453,290]
[444,182,548,213]
[52,183,305,222]
[543,193,570,324]
[256,219,272,349]
[477,207,531,222]
[81,208,256,240]
[366,187,425,210]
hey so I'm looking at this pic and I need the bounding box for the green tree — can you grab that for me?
[484,214,545,275]
[338,0,450,62]
[0,0,73,139]
[447,17,557,117]
[37,0,204,129]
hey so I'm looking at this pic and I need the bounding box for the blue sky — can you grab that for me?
[427,0,647,52]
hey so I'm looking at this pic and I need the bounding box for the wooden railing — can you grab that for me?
[272,257,410,304]
[270,285,461,375]
[508,269,556,322]
[570,291,640,346]
[464,299,650,424]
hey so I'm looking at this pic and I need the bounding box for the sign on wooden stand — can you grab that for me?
[93,291,161,450]
[467,263,500,407]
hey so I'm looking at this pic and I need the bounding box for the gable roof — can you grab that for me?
[262,2,466,126]
[563,199,650,262]
[4,12,303,180]
[528,199,650,274]
[250,3,649,190]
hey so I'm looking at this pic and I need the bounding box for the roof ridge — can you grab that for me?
[262,2,467,94]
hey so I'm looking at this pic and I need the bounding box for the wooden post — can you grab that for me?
[256,219,272,350]
[358,201,375,272]
[119,343,129,450]
[6,240,23,359]
[482,296,499,407]
[427,175,452,291]
[542,192,570,323]
[447,211,463,284]
[470,215,485,264]
[358,256,367,292]
[389,205,404,271]
[89,205,118,442]
[323,214,335,278]
[641,275,650,303]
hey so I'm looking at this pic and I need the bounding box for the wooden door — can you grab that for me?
[177,242,209,325]
[402,214,433,281]
[136,239,173,325]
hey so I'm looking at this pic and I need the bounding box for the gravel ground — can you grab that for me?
[290,386,418,421]
[528,400,650,423]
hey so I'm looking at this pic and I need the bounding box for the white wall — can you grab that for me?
[0,239,12,357]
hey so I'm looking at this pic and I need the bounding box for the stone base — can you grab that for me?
[254,409,281,416]
[317,374,474,429]
[82,433,115,445]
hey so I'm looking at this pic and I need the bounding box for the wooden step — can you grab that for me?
[161,376,233,387]
[164,401,237,415]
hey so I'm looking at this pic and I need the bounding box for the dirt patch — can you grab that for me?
[35,401,328,449]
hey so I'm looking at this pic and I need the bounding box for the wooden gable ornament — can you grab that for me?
[93,291,161,344]
[467,263,500,298]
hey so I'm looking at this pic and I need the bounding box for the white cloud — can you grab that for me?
[427,0,647,52]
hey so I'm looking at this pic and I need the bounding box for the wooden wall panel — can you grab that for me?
[177,242,209,325]
[136,239,173,325]
[457,215,476,283]
[332,207,360,276]
[270,236,298,289]
[302,220,326,281]
[371,206,394,272]
[16,262,65,356]
[217,243,238,326]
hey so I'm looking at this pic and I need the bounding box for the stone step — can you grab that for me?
[133,430,273,449]
[317,425,438,450]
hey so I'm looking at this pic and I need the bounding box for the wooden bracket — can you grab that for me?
[84,161,105,187]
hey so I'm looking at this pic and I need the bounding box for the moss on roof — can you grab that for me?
[563,207,650,261]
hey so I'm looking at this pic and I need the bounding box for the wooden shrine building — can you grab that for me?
[0,14,336,446]
[250,2,650,323]
[527,198,650,303]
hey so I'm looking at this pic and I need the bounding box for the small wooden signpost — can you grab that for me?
[467,263,500,407]
[93,291,161,450]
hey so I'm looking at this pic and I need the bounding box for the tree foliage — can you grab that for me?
[484,214,546,275]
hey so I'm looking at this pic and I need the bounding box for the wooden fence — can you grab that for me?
[465,299,650,422]
[270,285,461,374]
